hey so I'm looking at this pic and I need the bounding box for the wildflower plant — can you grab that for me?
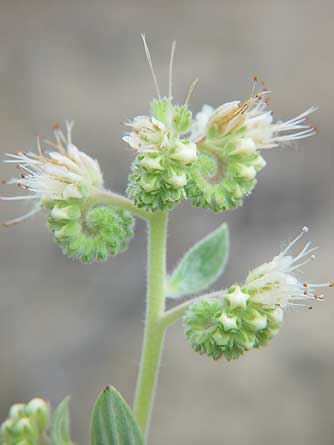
[1,36,331,444]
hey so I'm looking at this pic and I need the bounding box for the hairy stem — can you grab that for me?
[133,211,168,436]
[92,190,151,220]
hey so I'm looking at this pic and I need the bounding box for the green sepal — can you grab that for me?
[90,386,144,445]
[50,397,72,445]
[167,223,229,298]
[172,105,192,134]
[150,97,173,126]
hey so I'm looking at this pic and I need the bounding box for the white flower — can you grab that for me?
[123,115,169,153]
[1,121,103,226]
[246,226,333,308]
[189,104,214,142]
[244,100,317,149]
[170,141,197,164]
[123,110,198,164]
[191,92,317,149]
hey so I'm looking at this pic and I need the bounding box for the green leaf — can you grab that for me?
[167,223,229,298]
[90,386,144,445]
[51,397,73,445]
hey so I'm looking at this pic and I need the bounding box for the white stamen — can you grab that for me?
[66,120,74,145]
[0,195,38,201]
[185,78,199,106]
[3,206,40,227]
[282,226,309,255]
[168,40,176,99]
[36,136,43,156]
[2,122,104,225]
[141,34,161,98]
[246,226,331,309]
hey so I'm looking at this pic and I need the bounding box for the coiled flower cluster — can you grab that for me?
[124,98,197,211]
[48,199,134,263]
[186,95,316,212]
[184,287,283,361]
[0,398,50,445]
[2,122,134,263]
[184,228,332,360]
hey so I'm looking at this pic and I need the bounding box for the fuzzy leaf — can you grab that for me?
[90,386,144,445]
[51,397,73,445]
[167,223,229,298]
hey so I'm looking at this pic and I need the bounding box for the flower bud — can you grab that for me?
[236,164,257,180]
[218,313,238,330]
[233,137,256,155]
[50,204,81,221]
[166,171,187,188]
[225,286,249,310]
[252,154,266,171]
[15,418,38,440]
[26,398,50,433]
[244,309,268,331]
[139,173,160,193]
[9,404,26,420]
[139,156,163,171]
[170,141,197,165]
[1,418,17,437]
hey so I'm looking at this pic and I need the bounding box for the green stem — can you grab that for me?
[133,211,168,436]
[92,190,151,220]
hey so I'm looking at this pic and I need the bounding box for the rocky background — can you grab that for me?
[0,1,333,444]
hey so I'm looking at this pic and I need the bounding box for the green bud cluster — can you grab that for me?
[127,155,188,212]
[0,398,50,445]
[184,285,284,361]
[126,98,197,212]
[186,128,266,212]
[47,198,135,263]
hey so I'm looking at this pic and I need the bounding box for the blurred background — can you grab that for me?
[0,0,333,444]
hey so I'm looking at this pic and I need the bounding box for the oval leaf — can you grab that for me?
[167,223,229,298]
[51,397,73,445]
[90,386,144,445]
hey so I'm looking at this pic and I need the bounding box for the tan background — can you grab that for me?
[0,0,333,444]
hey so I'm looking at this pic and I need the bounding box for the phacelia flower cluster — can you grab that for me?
[123,38,317,213]
[186,90,317,212]
[2,122,134,263]
[0,398,50,445]
[184,227,332,360]
[125,97,197,211]
[124,37,198,212]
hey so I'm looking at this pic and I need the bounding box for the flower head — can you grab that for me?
[124,36,198,212]
[0,398,50,445]
[184,227,332,361]
[2,122,135,263]
[186,81,317,212]
[2,121,103,225]
[191,87,317,148]
[246,226,331,308]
